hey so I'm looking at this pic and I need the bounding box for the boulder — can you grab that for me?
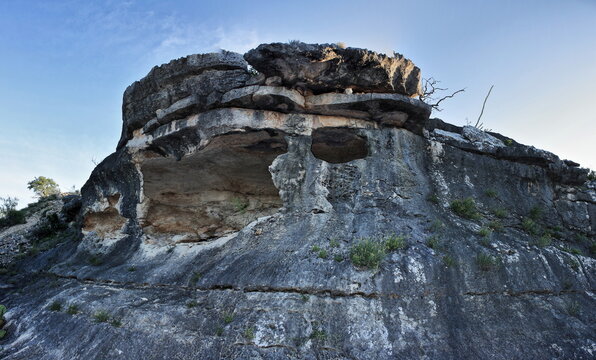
[244,42,421,96]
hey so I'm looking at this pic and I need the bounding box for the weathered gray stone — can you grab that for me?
[244,42,422,96]
[1,43,594,360]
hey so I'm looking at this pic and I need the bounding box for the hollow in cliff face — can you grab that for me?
[140,130,287,243]
[311,127,368,163]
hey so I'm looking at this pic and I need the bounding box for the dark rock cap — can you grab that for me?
[244,42,421,97]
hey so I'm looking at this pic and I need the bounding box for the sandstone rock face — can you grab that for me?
[245,42,422,97]
[1,44,594,360]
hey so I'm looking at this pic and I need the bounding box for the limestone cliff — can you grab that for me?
[0,42,594,360]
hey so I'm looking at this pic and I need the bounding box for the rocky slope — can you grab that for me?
[0,42,594,359]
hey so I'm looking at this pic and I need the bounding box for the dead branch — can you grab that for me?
[420,77,465,112]
[475,85,494,128]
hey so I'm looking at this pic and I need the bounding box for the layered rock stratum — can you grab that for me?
[0,42,594,359]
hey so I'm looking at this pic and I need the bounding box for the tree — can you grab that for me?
[27,176,60,198]
[0,197,18,217]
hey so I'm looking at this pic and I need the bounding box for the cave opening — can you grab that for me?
[311,127,368,163]
[140,129,287,243]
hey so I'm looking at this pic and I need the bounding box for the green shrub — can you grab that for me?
[426,235,440,250]
[110,318,122,327]
[491,208,508,218]
[427,194,439,204]
[329,239,340,248]
[93,310,110,323]
[243,327,255,341]
[528,206,542,221]
[488,220,504,232]
[300,294,309,302]
[522,218,540,236]
[534,234,552,247]
[88,256,103,266]
[484,189,498,198]
[189,271,202,285]
[231,197,249,213]
[450,198,481,220]
[566,257,580,271]
[311,245,321,252]
[567,247,582,255]
[478,227,491,237]
[0,304,6,331]
[66,304,79,315]
[317,249,328,259]
[0,304,5,339]
[0,209,26,228]
[186,301,198,308]
[566,301,580,317]
[48,301,62,312]
[384,234,406,251]
[309,328,327,341]
[223,312,234,324]
[127,266,136,272]
[350,239,386,270]
[476,253,498,271]
[429,220,445,233]
[215,326,224,336]
[334,254,343,262]
[479,237,491,248]
[442,255,456,268]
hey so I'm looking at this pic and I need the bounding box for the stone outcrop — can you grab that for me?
[1,43,594,360]
[245,42,422,96]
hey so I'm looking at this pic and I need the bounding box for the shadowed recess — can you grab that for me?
[311,127,368,163]
[140,130,287,243]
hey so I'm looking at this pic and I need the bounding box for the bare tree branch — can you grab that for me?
[475,85,494,128]
[419,77,465,112]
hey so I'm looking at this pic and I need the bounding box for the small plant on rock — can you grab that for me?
[190,271,202,285]
[110,318,122,327]
[317,249,328,259]
[566,301,580,317]
[186,301,198,308]
[243,327,255,341]
[427,194,440,204]
[0,305,7,339]
[442,255,457,268]
[426,235,440,250]
[223,311,234,324]
[528,206,543,221]
[478,227,491,237]
[48,301,62,312]
[66,304,79,315]
[350,239,386,270]
[476,253,498,271]
[93,310,110,323]
[231,197,249,213]
[484,189,498,198]
[384,234,407,251]
[491,207,508,219]
[522,218,540,236]
[534,234,552,248]
[450,198,481,220]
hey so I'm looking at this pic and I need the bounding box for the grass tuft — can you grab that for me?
[450,198,481,220]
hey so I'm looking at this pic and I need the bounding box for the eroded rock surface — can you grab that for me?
[1,43,594,360]
[245,42,422,96]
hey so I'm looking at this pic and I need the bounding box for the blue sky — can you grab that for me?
[1,0,595,207]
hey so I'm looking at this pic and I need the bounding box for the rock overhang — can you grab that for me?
[80,41,593,248]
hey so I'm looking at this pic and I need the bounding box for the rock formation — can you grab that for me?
[0,42,594,359]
